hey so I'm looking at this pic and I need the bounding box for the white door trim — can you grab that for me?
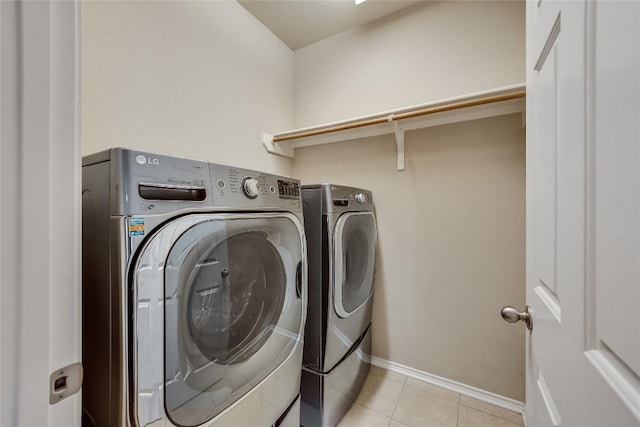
[0,0,81,425]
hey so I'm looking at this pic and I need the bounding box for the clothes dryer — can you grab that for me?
[82,148,306,427]
[300,184,377,427]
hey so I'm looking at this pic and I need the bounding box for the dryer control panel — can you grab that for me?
[301,184,374,214]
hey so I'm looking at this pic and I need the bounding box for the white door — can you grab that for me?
[0,0,81,425]
[524,0,640,426]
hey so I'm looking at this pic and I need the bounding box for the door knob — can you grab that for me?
[501,305,532,331]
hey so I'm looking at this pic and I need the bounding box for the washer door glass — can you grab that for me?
[162,215,303,426]
[334,212,377,317]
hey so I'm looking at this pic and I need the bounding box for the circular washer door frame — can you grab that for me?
[130,212,306,427]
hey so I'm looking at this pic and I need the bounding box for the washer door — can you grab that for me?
[333,211,377,318]
[132,213,305,427]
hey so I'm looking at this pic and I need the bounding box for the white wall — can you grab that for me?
[81,0,294,175]
[294,1,525,128]
[292,1,526,402]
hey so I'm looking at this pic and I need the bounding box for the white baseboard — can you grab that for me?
[370,356,525,414]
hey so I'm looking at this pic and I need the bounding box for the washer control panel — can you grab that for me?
[241,177,260,199]
[88,148,303,215]
[210,164,301,210]
[277,179,300,200]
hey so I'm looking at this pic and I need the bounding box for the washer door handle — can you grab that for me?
[295,261,302,299]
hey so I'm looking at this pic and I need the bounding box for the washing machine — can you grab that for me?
[299,184,377,427]
[82,148,306,427]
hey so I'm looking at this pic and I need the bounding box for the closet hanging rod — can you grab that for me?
[273,89,526,143]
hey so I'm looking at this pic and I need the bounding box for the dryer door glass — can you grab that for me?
[152,215,303,427]
[334,212,377,316]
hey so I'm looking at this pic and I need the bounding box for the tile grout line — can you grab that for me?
[388,379,406,425]
[400,369,520,424]
[458,402,524,426]
[403,382,461,405]
[360,369,408,422]
[354,402,393,422]
[376,367,526,427]
[371,357,524,414]
[369,370,408,386]
[363,367,524,427]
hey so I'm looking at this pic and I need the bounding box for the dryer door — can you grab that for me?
[333,211,377,318]
[132,213,305,427]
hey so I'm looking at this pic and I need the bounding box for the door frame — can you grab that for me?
[0,0,81,425]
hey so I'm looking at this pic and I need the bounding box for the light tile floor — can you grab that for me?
[337,366,524,427]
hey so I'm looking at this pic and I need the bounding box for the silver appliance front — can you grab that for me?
[300,326,371,427]
[131,212,306,427]
[322,210,377,372]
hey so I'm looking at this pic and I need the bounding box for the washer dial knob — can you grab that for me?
[241,177,260,199]
[355,192,368,204]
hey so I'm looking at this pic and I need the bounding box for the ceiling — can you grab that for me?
[237,0,423,50]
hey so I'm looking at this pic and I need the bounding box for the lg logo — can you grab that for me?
[135,155,160,166]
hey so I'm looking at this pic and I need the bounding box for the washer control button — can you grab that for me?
[241,177,260,199]
[216,179,225,189]
[355,193,368,204]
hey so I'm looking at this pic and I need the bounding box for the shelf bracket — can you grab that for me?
[262,133,294,158]
[392,120,405,171]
